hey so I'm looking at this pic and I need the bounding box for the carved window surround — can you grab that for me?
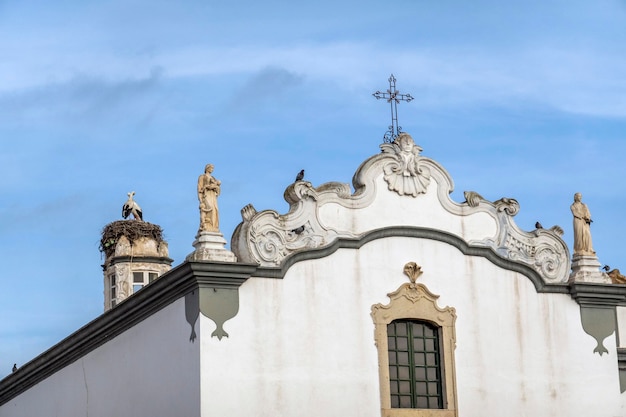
[371,262,458,417]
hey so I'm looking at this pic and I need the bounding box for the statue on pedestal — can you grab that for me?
[188,163,236,263]
[571,192,594,256]
[197,164,221,233]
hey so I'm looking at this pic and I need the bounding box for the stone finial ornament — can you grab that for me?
[122,191,143,221]
[198,164,221,233]
[403,261,423,283]
[603,266,626,284]
[380,132,431,197]
[463,191,485,208]
[571,192,594,256]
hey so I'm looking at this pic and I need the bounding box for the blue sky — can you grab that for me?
[2,0,626,374]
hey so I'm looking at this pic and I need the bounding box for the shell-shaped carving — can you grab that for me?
[381,133,431,197]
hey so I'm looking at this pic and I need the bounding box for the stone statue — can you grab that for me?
[571,192,594,256]
[197,164,221,232]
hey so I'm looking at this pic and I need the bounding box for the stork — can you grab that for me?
[122,191,143,221]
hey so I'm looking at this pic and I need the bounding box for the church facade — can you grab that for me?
[1,133,626,416]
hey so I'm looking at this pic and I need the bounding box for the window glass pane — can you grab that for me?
[390,381,398,393]
[414,353,425,366]
[416,397,428,408]
[423,325,435,337]
[399,381,411,395]
[133,284,143,293]
[426,353,437,366]
[149,272,158,282]
[388,336,396,350]
[415,381,427,395]
[426,367,437,380]
[397,352,409,365]
[395,323,407,336]
[397,337,408,351]
[133,272,144,283]
[415,367,426,380]
[413,337,425,351]
[425,338,435,351]
[400,396,412,408]
[428,382,439,395]
[398,366,410,380]
[428,397,441,409]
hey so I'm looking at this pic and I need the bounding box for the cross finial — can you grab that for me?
[372,74,413,143]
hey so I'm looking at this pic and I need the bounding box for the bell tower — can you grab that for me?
[100,218,173,312]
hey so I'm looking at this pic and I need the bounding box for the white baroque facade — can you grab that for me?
[1,133,625,417]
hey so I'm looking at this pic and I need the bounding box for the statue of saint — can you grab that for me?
[197,164,221,232]
[571,192,594,256]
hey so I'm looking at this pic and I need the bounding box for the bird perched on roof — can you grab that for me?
[295,169,305,182]
[122,191,143,221]
[535,221,543,229]
[12,363,17,373]
[290,225,305,235]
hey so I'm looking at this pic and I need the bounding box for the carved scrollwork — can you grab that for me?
[250,227,289,265]
[498,226,568,283]
[533,245,564,282]
[505,234,536,259]
[494,197,520,216]
[380,133,431,197]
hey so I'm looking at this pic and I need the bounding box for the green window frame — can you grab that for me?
[388,320,444,409]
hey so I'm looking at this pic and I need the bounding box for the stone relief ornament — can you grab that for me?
[463,191,485,208]
[403,261,423,283]
[231,133,571,285]
[380,132,431,197]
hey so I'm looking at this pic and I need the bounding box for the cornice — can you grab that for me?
[0,261,257,406]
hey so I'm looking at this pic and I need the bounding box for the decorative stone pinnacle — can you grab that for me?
[403,261,423,283]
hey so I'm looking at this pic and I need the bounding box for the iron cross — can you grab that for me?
[372,74,413,142]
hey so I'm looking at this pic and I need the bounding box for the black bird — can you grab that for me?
[12,363,17,373]
[603,265,611,271]
[535,221,543,229]
[291,225,305,235]
[295,169,304,182]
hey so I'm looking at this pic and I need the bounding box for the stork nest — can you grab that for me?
[100,220,165,258]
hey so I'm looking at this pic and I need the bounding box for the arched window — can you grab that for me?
[371,263,457,417]
[387,320,444,409]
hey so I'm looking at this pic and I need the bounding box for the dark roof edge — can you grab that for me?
[0,261,257,406]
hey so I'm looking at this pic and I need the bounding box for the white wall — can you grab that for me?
[2,297,200,417]
[199,237,625,417]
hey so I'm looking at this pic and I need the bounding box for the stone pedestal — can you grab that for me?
[569,255,611,284]
[186,231,237,262]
